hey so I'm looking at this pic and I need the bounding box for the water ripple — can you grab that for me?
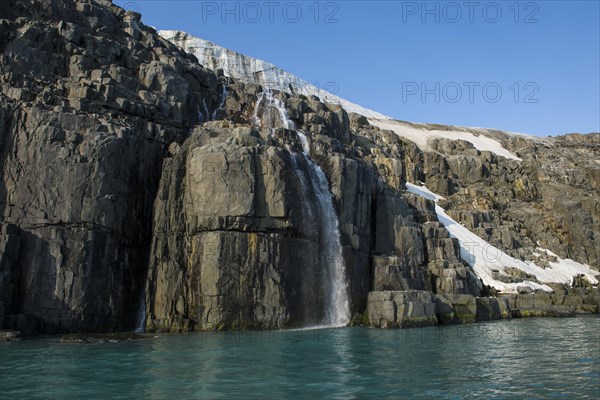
[1,317,599,399]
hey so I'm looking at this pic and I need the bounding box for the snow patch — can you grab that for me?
[406,183,598,293]
[536,248,599,286]
[370,119,522,161]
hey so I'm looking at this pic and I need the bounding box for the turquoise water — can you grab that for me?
[1,317,599,399]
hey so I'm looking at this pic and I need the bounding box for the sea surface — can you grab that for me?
[1,317,599,399]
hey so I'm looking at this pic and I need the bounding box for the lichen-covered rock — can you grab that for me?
[0,330,21,342]
[367,290,438,328]
[502,287,600,317]
[435,294,477,324]
[476,297,511,321]
[423,134,600,269]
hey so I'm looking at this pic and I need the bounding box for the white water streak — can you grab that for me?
[255,91,350,327]
[135,294,146,333]
[211,83,227,120]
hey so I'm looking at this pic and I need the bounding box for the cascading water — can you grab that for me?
[211,83,227,120]
[253,91,291,132]
[202,99,210,122]
[254,90,350,327]
[197,83,228,123]
[134,291,146,333]
[305,157,351,326]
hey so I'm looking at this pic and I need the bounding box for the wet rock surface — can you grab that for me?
[59,332,153,343]
[0,330,21,341]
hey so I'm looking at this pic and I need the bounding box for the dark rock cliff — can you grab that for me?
[143,86,482,332]
[1,0,598,334]
[0,0,222,333]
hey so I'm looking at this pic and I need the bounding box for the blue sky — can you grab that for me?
[122,0,599,136]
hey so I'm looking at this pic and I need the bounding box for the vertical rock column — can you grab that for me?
[145,125,329,331]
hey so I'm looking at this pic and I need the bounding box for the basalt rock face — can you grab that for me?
[0,0,223,333]
[1,0,598,335]
[422,134,600,269]
[144,87,482,331]
[146,123,315,331]
[2,0,479,334]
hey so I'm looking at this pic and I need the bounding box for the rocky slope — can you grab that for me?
[1,0,598,335]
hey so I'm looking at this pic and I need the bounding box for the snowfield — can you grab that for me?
[406,183,599,293]
[369,119,523,161]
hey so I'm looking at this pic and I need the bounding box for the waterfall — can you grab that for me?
[197,104,205,123]
[135,292,146,333]
[253,91,291,132]
[197,83,228,123]
[254,90,350,327]
[305,157,351,326]
[202,99,210,122]
[211,83,227,120]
